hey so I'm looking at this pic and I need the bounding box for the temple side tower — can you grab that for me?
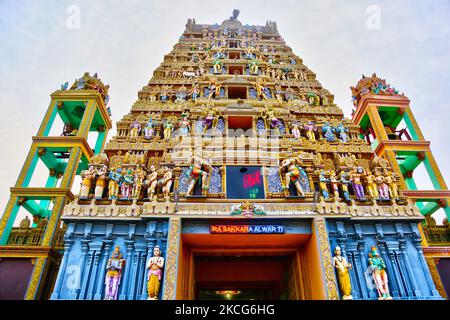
[351,74,450,297]
[0,73,112,299]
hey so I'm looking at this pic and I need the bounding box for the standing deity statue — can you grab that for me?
[336,123,349,142]
[132,166,145,199]
[303,121,318,141]
[108,168,122,200]
[368,246,392,300]
[79,165,95,199]
[144,116,156,140]
[339,170,352,202]
[384,169,399,200]
[280,155,307,197]
[254,79,268,101]
[350,167,367,201]
[329,171,340,199]
[179,112,191,137]
[318,170,330,199]
[147,245,165,300]
[374,170,390,200]
[207,78,222,99]
[186,151,212,196]
[202,106,218,134]
[365,171,380,200]
[159,166,173,200]
[163,120,174,141]
[212,59,223,74]
[263,105,282,135]
[274,85,284,102]
[290,121,301,139]
[190,83,200,100]
[144,165,158,200]
[120,169,134,200]
[104,246,125,300]
[284,87,295,101]
[248,59,260,75]
[332,246,353,300]
[94,165,108,200]
[322,122,336,142]
[129,120,142,140]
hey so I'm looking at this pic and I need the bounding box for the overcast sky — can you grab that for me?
[0,0,449,222]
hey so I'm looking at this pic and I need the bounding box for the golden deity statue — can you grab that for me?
[146,245,165,300]
[332,246,353,300]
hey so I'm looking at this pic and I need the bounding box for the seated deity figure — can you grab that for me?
[94,165,108,200]
[318,170,330,199]
[186,150,213,196]
[350,167,367,201]
[144,116,155,140]
[80,165,95,199]
[108,168,122,200]
[384,169,399,200]
[104,246,125,300]
[332,246,353,300]
[132,166,145,199]
[303,121,318,141]
[365,170,380,200]
[175,85,187,102]
[284,87,296,101]
[129,120,141,140]
[374,170,390,200]
[120,169,134,200]
[178,112,191,137]
[339,170,352,202]
[144,165,158,200]
[159,166,173,200]
[163,120,174,141]
[336,123,349,142]
[368,246,392,300]
[146,245,165,300]
[280,152,307,197]
[322,122,336,142]
[290,121,301,139]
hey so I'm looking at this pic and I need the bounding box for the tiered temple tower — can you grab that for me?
[2,11,447,300]
[351,74,450,298]
[0,73,112,299]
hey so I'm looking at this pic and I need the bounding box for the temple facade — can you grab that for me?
[1,10,449,300]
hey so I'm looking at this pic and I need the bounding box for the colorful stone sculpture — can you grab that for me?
[368,246,392,300]
[104,247,125,300]
[146,246,165,300]
[332,246,353,300]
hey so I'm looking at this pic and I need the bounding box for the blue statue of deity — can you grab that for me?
[290,58,297,65]
[318,171,330,199]
[76,78,86,90]
[144,118,155,140]
[335,123,349,142]
[322,122,336,142]
[61,82,69,90]
[108,168,123,200]
[339,171,352,202]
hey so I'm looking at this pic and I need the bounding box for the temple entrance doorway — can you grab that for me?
[176,230,321,300]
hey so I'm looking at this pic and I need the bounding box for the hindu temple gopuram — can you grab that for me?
[1,10,449,300]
